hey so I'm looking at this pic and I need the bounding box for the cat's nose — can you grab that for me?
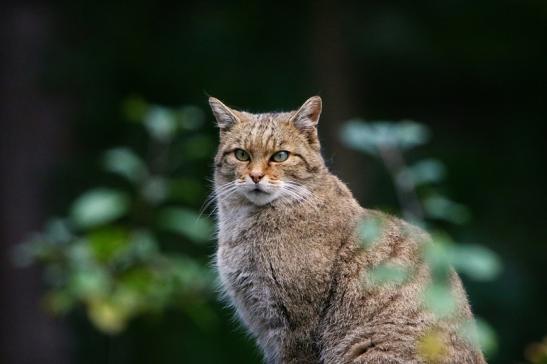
[250,172,264,183]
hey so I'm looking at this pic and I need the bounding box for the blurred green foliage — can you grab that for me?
[15,100,215,335]
[342,119,501,357]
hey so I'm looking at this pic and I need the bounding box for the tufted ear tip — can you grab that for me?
[208,96,220,106]
[307,95,322,107]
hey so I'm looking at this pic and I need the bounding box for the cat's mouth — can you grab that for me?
[238,182,280,205]
[251,187,267,194]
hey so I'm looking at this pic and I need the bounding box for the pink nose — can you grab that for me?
[250,172,264,183]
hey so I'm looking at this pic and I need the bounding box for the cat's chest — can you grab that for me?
[216,212,334,306]
[216,205,255,242]
[216,221,284,293]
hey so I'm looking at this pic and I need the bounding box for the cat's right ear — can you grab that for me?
[209,97,240,131]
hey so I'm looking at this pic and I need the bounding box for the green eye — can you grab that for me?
[234,149,250,161]
[271,151,289,162]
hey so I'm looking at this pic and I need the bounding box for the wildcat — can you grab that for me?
[210,96,486,364]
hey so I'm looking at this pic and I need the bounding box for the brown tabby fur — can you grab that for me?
[210,96,486,364]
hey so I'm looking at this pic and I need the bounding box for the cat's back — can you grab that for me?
[318,208,485,363]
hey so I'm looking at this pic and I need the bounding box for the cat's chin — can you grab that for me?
[242,190,280,206]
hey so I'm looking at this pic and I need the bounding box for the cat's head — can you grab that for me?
[210,96,326,206]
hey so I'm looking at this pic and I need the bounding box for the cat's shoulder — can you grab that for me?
[326,174,355,199]
[361,208,430,247]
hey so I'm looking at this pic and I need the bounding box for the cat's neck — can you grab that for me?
[217,191,316,220]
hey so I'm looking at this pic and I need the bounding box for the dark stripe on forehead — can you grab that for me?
[234,114,286,151]
[247,115,270,148]
[249,120,262,147]
[265,119,281,150]
[263,125,274,149]
[241,122,254,147]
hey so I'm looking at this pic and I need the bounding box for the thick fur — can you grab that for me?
[210,96,486,364]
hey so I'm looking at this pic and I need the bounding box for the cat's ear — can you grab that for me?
[290,96,322,140]
[209,97,240,131]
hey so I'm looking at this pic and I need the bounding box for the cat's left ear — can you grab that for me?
[290,96,322,142]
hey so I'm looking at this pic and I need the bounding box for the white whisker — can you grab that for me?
[279,181,319,212]
[199,181,238,218]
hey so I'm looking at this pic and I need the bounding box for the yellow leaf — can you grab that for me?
[87,299,128,334]
[417,329,447,363]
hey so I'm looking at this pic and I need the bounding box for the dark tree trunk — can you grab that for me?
[310,0,369,200]
[0,3,70,364]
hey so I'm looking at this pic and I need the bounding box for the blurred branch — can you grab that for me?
[377,145,423,222]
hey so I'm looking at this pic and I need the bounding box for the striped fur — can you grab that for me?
[210,96,486,364]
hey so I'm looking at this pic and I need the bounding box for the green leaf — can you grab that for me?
[87,227,129,264]
[340,119,386,154]
[398,159,446,186]
[423,282,456,317]
[141,176,168,204]
[129,230,159,259]
[424,195,470,224]
[67,239,94,266]
[70,188,130,228]
[70,267,111,300]
[340,120,430,154]
[451,244,501,281]
[110,230,159,269]
[110,286,141,314]
[366,264,409,287]
[423,236,453,279]
[395,121,430,149]
[144,106,177,141]
[43,218,73,244]
[357,216,384,249]
[157,208,213,243]
[103,148,147,183]
[118,267,157,295]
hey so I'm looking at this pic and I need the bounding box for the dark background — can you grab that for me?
[1,1,546,363]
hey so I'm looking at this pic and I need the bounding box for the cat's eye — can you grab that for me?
[271,151,289,162]
[234,148,250,161]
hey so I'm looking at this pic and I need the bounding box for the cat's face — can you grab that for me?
[210,96,325,206]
